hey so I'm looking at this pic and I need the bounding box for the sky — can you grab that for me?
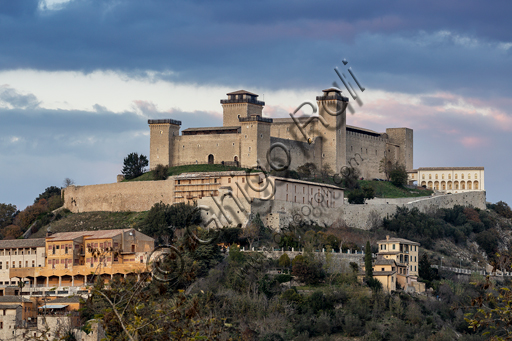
[1,0,511,210]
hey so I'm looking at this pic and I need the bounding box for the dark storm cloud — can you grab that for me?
[0,0,511,95]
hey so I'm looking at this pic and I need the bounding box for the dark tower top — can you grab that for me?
[220,90,265,106]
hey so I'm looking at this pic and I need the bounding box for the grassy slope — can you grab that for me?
[126,164,249,182]
[29,211,148,239]
[357,180,433,198]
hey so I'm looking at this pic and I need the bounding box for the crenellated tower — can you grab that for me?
[220,90,265,127]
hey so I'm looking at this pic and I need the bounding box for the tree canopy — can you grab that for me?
[122,152,149,179]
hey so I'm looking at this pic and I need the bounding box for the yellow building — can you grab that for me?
[408,167,484,193]
[371,259,397,292]
[377,235,419,277]
[8,229,154,292]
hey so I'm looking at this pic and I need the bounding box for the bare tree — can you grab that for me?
[62,178,75,188]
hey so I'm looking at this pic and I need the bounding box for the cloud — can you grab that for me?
[0,86,40,109]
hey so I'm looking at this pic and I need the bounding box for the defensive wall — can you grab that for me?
[63,180,175,213]
[251,191,486,230]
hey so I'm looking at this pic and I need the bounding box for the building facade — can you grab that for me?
[0,239,46,287]
[7,229,154,295]
[148,88,413,180]
[408,167,485,193]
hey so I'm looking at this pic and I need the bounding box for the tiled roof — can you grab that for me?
[377,238,420,246]
[0,304,21,309]
[373,271,397,276]
[47,229,132,242]
[48,296,83,304]
[0,296,32,303]
[0,238,46,249]
[416,167,484,171]
[374,259,396,266]
[227,90,258,96]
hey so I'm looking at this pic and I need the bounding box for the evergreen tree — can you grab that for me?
[365,240,373,280]
[122,152,149,179]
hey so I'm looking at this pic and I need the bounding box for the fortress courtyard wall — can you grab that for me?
[346,131,387,179]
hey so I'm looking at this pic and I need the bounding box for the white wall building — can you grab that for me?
[408,167,484,193]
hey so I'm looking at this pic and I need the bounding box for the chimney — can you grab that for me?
[386,235,389,241]
[46,231,53,237]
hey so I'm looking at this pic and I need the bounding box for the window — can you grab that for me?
[455,174,458,179]
[429,174,432,179]
[468,173,471,179]
[32,260,35,267]
[475,173,478,179]
[0,262,2,270]
[242,178,245,183]
[25,261,28,267]
[65,247,68,254]
[381,268,384,271]
[422,174,425,179]
[435,174,438,179]
[461,174,464,179]
[448,174,451,179]
[392,244,395,250]
[442,174,444,179]
[228,178,231,183]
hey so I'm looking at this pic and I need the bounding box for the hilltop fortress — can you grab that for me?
[62,88,486,229]
[148,88,413,179]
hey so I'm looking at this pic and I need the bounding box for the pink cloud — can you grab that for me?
[459,136,488,148]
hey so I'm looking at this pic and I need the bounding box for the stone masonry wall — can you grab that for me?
[63,180,175,213]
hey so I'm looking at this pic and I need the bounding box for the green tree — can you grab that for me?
[34,186,61,203]
[418,253,437,285]
[297,162,317,178]
[278,253,291,268]
[343,166,361,190]
[364,241,373,280]
[138,202,200,244]
[153,164,169,180]
[389,162,408,187]
[347,185,375,204]
[122,152,149,179]
[0,203,17,229]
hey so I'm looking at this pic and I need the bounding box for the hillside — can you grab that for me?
[28,210,148,238]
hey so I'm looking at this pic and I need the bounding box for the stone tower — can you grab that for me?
[386,128,414,170]
[148,119,181,170]
[221,90,265,127]
[317,88,349,174]
[240,115,273,169]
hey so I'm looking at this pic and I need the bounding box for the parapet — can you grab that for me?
[239,115,273,123]
[148,119,182,125]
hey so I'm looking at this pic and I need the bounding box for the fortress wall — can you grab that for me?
[346,131,387,179]
[173,134,241,166]
[269,136,322,171]
[269,119,321,142]
[342,191,487,229]
[62,180,175,213]
[253,191,486,231]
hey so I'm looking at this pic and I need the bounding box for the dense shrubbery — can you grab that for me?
[382,205,500,257]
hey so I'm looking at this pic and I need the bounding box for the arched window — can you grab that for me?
[468,181,472,189]
[441,181,446,190]
[448,174,451,179]
[455,181,459,189]
[434,181,439,190]
[448,182,452,190]
[468,173,471,179]
[422,174,425,179]
[474,181,479,189]
[461,174,464,179]
[455,174,458,179]
[442,174,445,179]
[475,173,478,179]
[435,174,438,179]
[429,174,432,179]
[461,181,465,189]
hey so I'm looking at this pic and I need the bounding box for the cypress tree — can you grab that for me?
[365,240,373,280]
